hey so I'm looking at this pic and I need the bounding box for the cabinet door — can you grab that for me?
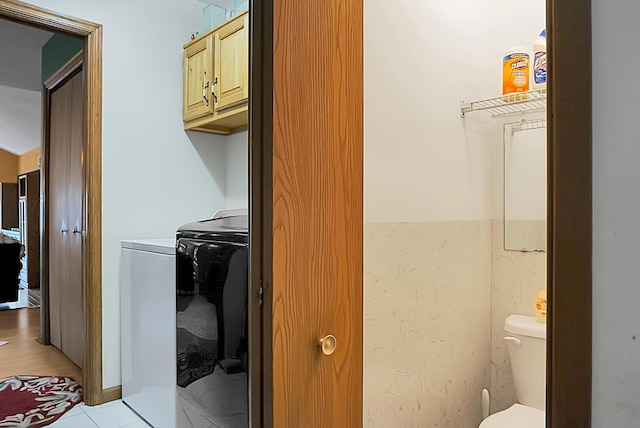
[184,36,214,122]
[214,13,248,112]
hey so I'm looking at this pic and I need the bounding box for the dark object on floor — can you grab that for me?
[219,358,244,374]
[0,375,82,426]
[0,243,22,303]
[177,344,217,387]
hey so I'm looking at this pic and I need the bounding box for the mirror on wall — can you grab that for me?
[503,119,547,252]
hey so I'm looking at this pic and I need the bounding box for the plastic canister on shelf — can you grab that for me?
[502,47,530,102]
[203,3,226,31]
[228,0,249,17]
[535,287,547,323]
[533,29,547,93]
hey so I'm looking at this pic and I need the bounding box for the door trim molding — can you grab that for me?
[44,50,83,89]
[547,0,592,425]
[249,0,273,425]
[0,0,106,406]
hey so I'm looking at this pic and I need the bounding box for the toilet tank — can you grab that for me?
[504,314,546,411]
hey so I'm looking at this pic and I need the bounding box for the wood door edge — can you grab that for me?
[250,0,273,425]
[546,0,592,426]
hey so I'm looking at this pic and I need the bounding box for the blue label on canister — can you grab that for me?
[534,51,547,84]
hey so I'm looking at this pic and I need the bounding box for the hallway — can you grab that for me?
[0,307,82,382]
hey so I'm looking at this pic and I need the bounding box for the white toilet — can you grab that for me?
[479,314,546,428]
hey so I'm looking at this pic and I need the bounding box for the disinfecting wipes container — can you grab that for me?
[503,47,530,102]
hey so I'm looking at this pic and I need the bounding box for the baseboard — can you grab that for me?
[97,385,122,404]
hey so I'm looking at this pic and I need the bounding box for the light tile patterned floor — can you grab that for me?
[50,399,149,428]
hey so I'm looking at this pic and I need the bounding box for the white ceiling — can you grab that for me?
[0,18,52,155]
[0,18,53,92]
[0,85,42,155]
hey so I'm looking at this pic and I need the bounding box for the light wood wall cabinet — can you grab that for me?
[183,11,248,135]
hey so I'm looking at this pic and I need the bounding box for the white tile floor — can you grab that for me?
[50,399,149,428]
[0,288,30,310]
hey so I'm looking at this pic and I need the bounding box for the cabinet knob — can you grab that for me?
[319,334,337,356]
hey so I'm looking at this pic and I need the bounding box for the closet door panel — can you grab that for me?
[61,72,84,368]
[48,80,72,350]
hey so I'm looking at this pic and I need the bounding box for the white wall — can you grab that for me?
[592,1,640,425]
[365,1,545,224]
[0,86,41,155]
[365,221,492,427]
[224,130,248,209]
[504,127,547,221]
[24,0,229,388]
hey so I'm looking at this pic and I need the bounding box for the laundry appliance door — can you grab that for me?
[176,238,249,428]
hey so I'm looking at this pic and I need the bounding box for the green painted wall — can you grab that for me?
[42,33,83,83]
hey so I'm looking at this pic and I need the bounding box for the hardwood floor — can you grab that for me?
[0,308,82,384]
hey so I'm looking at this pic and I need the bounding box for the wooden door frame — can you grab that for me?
[249,0,272,425]
[547,0,592,426]
[0,0,106,406]
[251,0,593,427]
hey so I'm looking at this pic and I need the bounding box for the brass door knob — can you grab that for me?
[319,335,337,356]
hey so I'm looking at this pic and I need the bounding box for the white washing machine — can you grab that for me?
[121,238,176,428]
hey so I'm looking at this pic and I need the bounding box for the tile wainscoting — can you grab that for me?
[489,219,546,413]
[364,221,492,427]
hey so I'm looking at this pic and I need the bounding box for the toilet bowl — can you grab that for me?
[479,315,546,428]
[479,404,544,428]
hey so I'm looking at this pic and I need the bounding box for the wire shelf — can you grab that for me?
[461,90,546,117]
[507,118,547,135]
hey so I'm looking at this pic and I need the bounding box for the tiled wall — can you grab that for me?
[489,219,546,413]
[364,221,492,427]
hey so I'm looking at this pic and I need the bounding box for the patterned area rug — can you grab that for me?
[0,376,82,427]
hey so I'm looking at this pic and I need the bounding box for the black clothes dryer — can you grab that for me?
[176,211,248,427]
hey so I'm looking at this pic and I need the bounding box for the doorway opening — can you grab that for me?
[0,1,105,406]
[251,0,591,427]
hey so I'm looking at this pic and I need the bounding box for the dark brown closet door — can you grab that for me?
[49,71,84,368]
[49,78,71,350]
[63,72,84,367]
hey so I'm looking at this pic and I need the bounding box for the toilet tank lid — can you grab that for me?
[505,315,546,339]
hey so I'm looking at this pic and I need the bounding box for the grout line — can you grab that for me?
[83,411,102,428]
[121,419,152,427]
[54,412,100,427]
[81,399,120,413]
[121,401,152,427]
